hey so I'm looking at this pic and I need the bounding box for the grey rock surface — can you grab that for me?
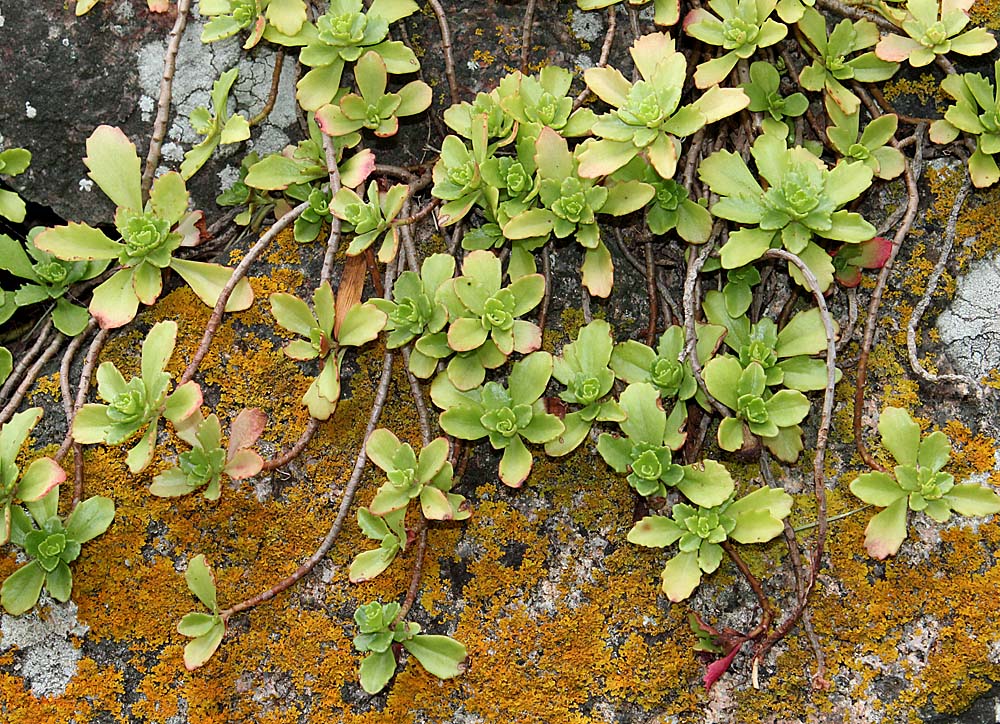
[0,596,88,697]
[0,0,297,226]
[937,255,1000,380]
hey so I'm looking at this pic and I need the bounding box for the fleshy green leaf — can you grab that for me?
[660,550,702,602]
[863,496,909,559]
[183,620,225,670]
[185,554,218,612]
[878,407,920,467]
[402,634,468,679]
[945,484,1000,517]
[170,259,254,312]
[359,649,397,694]
[84,126,142,211]
[1,561,45,615]
[64,495,115,544]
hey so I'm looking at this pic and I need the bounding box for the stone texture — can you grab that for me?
[0,0,297,226]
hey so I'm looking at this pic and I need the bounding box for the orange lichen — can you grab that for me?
[4,152,1000,724]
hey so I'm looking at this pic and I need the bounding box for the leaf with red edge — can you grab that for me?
[703,639,747,691]
[852,236,893,269]
[833,236,893,287]
[227,408,266,457]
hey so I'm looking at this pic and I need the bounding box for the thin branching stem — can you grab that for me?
[753,249,838,668]
[906,175,977,392]
[398,199,421,273]
[573,8,616,111]
[395,198,440,226]
[59,322,95,423]
[854,143,923,471]
[400,347,433,443]
[815,0,896,31]
[179,202,309,385]
[249,50,285,126]
[683,225,729,417]
[644,240,658,345]
[222,348,396,621]
[427,0,460,106]
[537,241,553,341]
[321,134,344,284]
[520,0,537,74]
[721,541,775,621]
[394,521,428,623]
[0,327,63,426]
[0,318,56,411]
[261,418,322,472]
[141,0,192,199]
[55,328,110,463]
[221,254,401,620]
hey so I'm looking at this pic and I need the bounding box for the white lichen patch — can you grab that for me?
[0,598,89,697]
[936,255,1000,379]
[570,9,605,42]
[136,16,297,180]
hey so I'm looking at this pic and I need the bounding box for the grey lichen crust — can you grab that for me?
[137,15,299,180]
[0,597,89,697]
[937,256,1000,379]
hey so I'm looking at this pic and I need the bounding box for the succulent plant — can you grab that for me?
[504,128,654,297]
[545,320,625,456]
[0,146,31,223]
[439,250,545,362]
[1,492,115,615]
[797,9,898,114]
[683,0,788,88]
[315,50,432,140]
[598,383,736,502]
[850,407,1000,558]
[825,97,905,180]
[0,230,109,336]
[200,0,309,46]
[352,600,467,694]
[432,352,564,487]
[703,293,840,391]
[875,0,996,68]
[432,116,491,227]
[34,126,253,329]
[72,321,203,473]
[270,281,387,420]
[698,128,876,291]
[181,67,251,180]
[628,485,792,601]
[578,32,749,179]
[930,60,1000,187]
[0,409,66,545]
[497,65,596,144]
[329,180,408,262]
[365,429,470,521]
[176,555,226,670]
[150,409,266,500]
[287,0,420,111]
[703,358,812,461]
[741,60,809,127]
